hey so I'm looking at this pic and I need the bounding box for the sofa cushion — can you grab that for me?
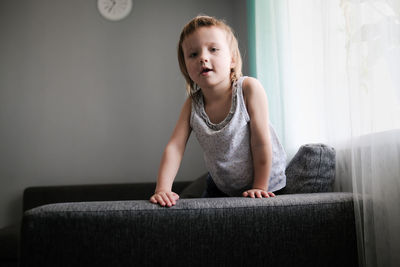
[281,143,335,194]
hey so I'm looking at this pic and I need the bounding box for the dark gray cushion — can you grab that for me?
[179,173,207,198]
[282,143,335,194]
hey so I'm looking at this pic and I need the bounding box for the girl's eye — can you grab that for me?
[189,52,197,58]
[210,47,219,52]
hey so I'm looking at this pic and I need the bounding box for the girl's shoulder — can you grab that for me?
[241,76,263,92]
[241,76,266,103]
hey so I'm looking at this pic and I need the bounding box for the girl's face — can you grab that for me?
[182,26,235,91]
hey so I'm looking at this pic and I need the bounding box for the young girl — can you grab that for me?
[150,15,286,207]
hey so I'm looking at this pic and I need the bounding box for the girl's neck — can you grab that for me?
[201,81,233,105]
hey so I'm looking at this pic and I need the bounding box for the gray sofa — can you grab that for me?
[20,192,357,267]
[6,144,359,266]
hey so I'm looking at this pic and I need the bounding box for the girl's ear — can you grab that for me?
[230,56,236,68]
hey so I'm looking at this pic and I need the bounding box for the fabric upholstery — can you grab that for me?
[21,193,357,267]
[282,143,336,194]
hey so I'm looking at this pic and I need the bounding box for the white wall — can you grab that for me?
[0,0,248,228]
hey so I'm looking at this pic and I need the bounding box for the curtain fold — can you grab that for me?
[247,0,290,151]
[248,0,400,266]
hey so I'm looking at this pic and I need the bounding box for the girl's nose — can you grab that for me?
[199,51,209,63]
[200,58,209,64]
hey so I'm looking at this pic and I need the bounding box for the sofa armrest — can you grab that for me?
[20,193,358,267]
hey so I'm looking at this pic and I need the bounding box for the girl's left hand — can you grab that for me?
[242,189,275,198]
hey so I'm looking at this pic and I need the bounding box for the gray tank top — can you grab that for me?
[190,76,286,196]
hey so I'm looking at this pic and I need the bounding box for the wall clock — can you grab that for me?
[97,0,133,21]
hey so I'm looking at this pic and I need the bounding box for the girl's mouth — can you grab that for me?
[201,68,213,75]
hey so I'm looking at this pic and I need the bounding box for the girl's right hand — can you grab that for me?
[149,191,179,207]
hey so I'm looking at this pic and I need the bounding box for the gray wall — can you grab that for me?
[0,0,248,228]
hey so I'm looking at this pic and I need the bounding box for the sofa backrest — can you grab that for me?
[20,193,358,267]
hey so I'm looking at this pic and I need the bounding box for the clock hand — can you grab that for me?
[108,0,116,13]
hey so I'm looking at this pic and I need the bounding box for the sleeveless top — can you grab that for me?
[190,76,287,196]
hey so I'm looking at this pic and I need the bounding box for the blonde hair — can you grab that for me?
[177,15,243,98]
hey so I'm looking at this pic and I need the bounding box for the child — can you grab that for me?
[150,15,286,207]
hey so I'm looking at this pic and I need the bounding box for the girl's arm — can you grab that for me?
[242,77,275,198]
[150,97,192,207]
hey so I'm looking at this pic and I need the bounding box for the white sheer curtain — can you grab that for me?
[251,0,400,266]
[338,1,400,266]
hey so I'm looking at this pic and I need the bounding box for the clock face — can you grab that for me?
[97,0,133,21]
